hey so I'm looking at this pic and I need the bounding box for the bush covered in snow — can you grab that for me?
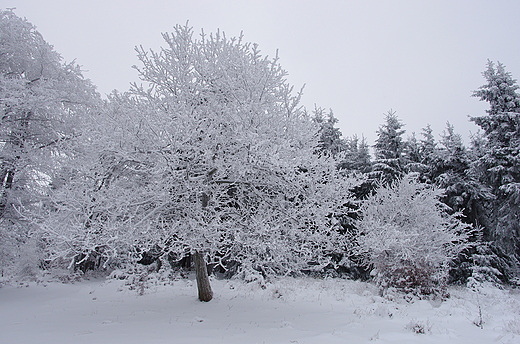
[355,174,472,296]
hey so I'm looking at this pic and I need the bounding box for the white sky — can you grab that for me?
[7,0,520,145]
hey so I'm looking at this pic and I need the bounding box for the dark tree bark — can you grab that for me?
[194,250,213,302]
[192,168,216,302]
[0,162,16,219]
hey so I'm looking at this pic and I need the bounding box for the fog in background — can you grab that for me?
[9,0,520,145]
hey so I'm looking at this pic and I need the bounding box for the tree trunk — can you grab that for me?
[194,251,213,302]
[0,169,15,219]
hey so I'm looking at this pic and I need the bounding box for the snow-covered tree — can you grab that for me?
[355,175,471,295]
[420,124,437,163]
[404,133,421,164]
[373,110,406,183]
[312,107,345,157]
[473,60,520,116]
[403,132,430,177]
[41,24,357,299]
[339,135,371,173]
[433,123,486,221]
[418,123,494,285]
[400,125,437,181]
[0,10,99,275]
[471,60,520,278]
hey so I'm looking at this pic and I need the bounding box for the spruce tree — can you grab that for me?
[373,110,406,183]
[432,123,490,227]
[420,124,437,164]
[415,124,438,182]
[340,135,371,173]
[403,132,428,176]
[471,61,520,278]
[312,108,345,157]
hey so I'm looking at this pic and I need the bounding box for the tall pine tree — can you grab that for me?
[373,110,406,183]
[312,107,346,157]
[432,123,490,228]
[340,135,371,173]
[471,60,520,278]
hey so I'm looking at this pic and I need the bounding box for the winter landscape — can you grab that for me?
[2,275,520,344]
[2,3,520,343]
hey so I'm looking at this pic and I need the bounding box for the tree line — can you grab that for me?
[318,57,520,288]
[1,10,519,298]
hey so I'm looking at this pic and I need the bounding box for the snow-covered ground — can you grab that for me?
[1,275,520,344]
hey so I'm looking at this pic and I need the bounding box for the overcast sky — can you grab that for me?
[8,0,520,145]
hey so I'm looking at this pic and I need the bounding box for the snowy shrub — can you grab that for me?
[14,238,42,280]
[109,264,180,295]
[405,319,432,334]
[355,174,472,296]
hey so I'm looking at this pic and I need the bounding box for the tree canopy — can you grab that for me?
[0,9,100,275]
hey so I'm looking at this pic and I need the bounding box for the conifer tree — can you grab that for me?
[432,123,490,228]
[340,135,371,173]
[407,124,437,183]
[471,61,520,277]
[419,124,437,167]
[373,110,406,183]
[403,132,428,176]
[312,108,345,157]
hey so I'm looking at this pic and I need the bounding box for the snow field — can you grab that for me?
[1,276,520,344]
